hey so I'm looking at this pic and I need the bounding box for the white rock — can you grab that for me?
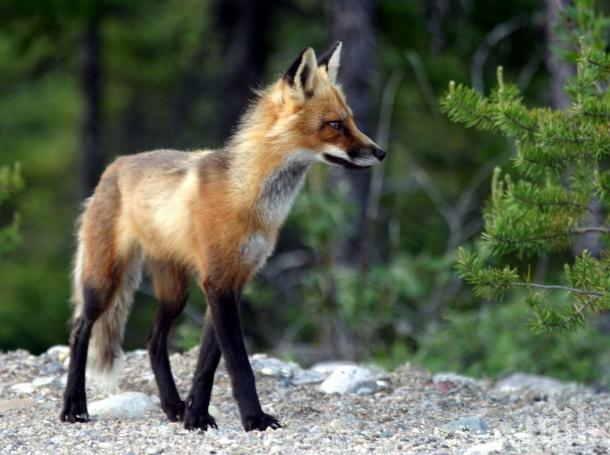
[250,354,296,377]
[209,404,221,421]
[11,382,34,394]
[46,345,70,361]
[319,365,379,395]
[88,391,158,419]
[31,376,56,388]
[463,440,504,455]
[310,361,358,376]
[493,373,575,395]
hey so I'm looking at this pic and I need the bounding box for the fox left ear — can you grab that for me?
[284,47,317,97]
[317,41,342,84]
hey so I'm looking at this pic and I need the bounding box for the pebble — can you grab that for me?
[88,391,158,419]
[441,416,491,434]
[493,373,576,395]
[463,440,504,455]
[319,365,380,395]
[10,382,34,394]
[0,349,608,454]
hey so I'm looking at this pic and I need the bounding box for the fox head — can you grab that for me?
[266,42,385,169]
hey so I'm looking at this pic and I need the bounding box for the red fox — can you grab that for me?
[60,42,385,432]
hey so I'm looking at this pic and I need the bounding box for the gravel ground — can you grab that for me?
[0,347,609,454]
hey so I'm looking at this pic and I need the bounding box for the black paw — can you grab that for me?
[184,408,218,431]
[243,412,282,432]
[60,395,90,423]
[162,400,186,422]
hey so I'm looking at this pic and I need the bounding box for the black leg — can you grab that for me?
[184,308,221,431]
[204,284,281,432]
[60,285,104,423]
[148,302,186,422]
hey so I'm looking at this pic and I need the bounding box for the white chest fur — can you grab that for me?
[240,232,273,270]
[257,153,311,226]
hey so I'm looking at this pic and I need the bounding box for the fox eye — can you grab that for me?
[328,121,343,131]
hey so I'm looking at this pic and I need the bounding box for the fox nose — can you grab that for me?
[372,147,386,161]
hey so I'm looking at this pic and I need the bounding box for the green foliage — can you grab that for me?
[0,163,23,255]
[443,0,610,332]
[416,296,610,386]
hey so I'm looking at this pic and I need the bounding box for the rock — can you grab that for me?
[433,372,484,387]
[249,354,327,385]
[493,373,574,396]
[250,354,296,378]
[463,440,504,455]
[310,361,357,376]
[46,345,70,362]
[31,376,57,388]
[208,404,221,421]
[441,416,491,434]
[0,398,36,412]
[10,382,34,394]
[88,391,158,419]
[319,365,379,395]
[145,444,166,455]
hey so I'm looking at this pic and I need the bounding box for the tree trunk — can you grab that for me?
[81,19,103,196]
[213,0,273,140]
[322,0,377,360]
[544,0,572,109]
[545,0,604,257]
[326,0,377,268]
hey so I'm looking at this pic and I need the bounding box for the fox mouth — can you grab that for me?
[323,153,374,170]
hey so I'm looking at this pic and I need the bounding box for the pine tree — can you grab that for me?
[441,0,610,332]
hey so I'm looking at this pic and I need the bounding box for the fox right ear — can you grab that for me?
[284,47,317,97]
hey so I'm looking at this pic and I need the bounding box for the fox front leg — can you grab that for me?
[203,283,281,432]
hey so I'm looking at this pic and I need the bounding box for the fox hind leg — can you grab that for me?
[61,270,123,423]
[148,260,189,422]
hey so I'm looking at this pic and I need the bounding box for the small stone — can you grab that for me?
[310,361,357,376]
[433,372,484,387]
[208,404,221,421]
[463,440,504,455]
[88,391,158,419]
[441,416,491,434]
[10,382,34,394]
[493,373,575,396]
[145,445,166,455]
[319,365,379,395]
[31,376,56,388]
[46,345,70,362]
[328,418,345,431]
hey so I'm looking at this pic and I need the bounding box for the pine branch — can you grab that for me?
[513,281,603,297]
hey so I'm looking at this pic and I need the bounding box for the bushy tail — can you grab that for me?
[70,207,143,392]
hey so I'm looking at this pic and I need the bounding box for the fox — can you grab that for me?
[60,42,385,432]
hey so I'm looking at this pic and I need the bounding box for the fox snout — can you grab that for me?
[362,145,386,161]
[348,144,386,166]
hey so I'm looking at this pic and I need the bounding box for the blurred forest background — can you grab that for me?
[1,0,609,387]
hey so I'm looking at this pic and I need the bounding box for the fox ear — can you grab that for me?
[284,47,317,97]
[317,41,342,84]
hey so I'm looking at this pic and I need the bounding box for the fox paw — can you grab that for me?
[162,400,186,422]
[243,412,282,432]
[184,409,218,431]
[60,395,90,423]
